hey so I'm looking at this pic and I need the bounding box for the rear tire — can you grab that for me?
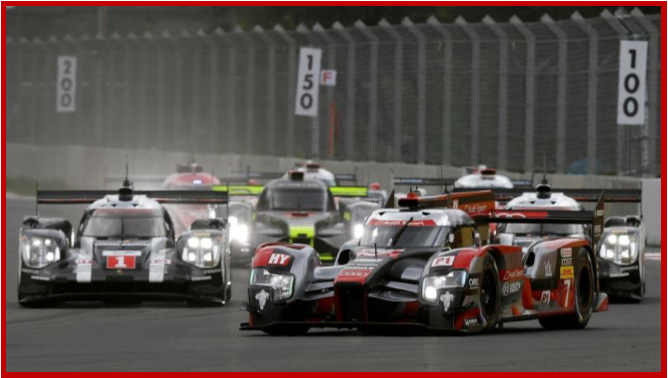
[479,256,500,333]
[540,249,594,330]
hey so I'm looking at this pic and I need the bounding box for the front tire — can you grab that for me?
[540,249,594,330]
[479,256,500,333]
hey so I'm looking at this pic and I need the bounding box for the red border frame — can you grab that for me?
[1,2,665,373]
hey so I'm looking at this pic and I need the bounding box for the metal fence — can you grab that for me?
[6,9,661,177]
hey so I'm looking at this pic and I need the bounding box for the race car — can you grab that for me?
[471,178,644,302]
[455,166,533,190]
[597,216,646,302]
[241,190,609,335]
[242,171,369,265]
[17,183,232,307]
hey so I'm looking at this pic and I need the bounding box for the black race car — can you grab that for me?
[241,191,609,335]
[17,184,232,307]
[244,171,369,265]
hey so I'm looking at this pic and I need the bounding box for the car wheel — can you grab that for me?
[540,249,594,330]
[479,255,500,333]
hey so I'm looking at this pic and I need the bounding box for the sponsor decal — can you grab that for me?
[432,256,455,268]
[461,203,489,215]
[503,282,522,297]
[21,269,40,275]
[268,253,291,266]
[468,278,480,290]
[191,276,213,282]
[102,251,142,257]
[464,318,478,326]
[561,258,573,267]
[560,266,574,279]
[204,269,223,275]
[561,248,573,258]
[368,219,437,227]
[256,290,270,311]
[503,268,524,281]
[544,261,553,278]
[31,276,50,282]
[441,291,455,312]
[621,266,639,272]
[541,291,551,304]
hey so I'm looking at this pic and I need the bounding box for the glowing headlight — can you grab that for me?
[230,223,249,244]
[353,224,365,239]
[182,237,221,268]
[250,269,295,301]
[21,237,61,269]
[421,271,467,304]
[599,232,639,266]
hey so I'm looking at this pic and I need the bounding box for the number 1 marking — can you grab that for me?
[115,256,127,268]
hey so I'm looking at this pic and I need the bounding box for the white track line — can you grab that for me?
[646,253,661,261]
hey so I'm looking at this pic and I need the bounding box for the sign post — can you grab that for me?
[617,40,648,125]
[295,47,322,117]
[56,56,77,113]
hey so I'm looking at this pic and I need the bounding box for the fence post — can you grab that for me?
[403,17,427,164]
[297,23,320,159]
[257,25,277,156]
[207,29,222,154]
[511,16,536,174]
[541,14,568,174]
[333,22,356,161]
[379,19,403,162]
[601,10,630,176]
[427,17,452,166]
[120,33,134,150]
[572,12,598,176]
[483,15,509,171]
[275,25,297,156]
[455,17,481,167]
[355,20,379,162]
[235,27,256,156]
[314,23,336,160]
[631,8,659,177]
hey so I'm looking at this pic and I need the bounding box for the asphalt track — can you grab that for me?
[5,198,662,372]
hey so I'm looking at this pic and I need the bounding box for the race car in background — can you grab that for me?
[17,183,232,307]
[455,166,533,190]
[465,178,645,302]
[241,171,370,265]
[241,190,609,335]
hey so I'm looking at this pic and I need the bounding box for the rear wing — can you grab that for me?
[393,177,456,188]
[453,188,641,203]
[486,195,606,248]
[397,191,496,217]
[330,186,369,198]
[212,185,265,196]
[37,190,229,205]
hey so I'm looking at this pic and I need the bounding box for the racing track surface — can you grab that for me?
[5,198,662,372]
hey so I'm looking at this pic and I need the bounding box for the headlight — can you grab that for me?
[353,224,365,239]
[250,268,294,301]
[21,237,61,268]
[182,236,221,268]
[421,270,467,303]
[599,232,639,266]
[229,218,249,244]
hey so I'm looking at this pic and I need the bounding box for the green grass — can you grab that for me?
[5,177,68,196]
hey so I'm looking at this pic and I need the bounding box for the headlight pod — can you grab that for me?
[599,232,639,266]
[422,270,468,304]
[228,216,249,244]
[250,269,295,302]
[21,236,61,268]
[182,236,221,268]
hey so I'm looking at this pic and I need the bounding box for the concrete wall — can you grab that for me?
[642,179,662,246]
[7,143,658,245]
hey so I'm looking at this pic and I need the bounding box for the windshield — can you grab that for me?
[83,210,167,238]
[498,223,585,237]
[271,188,326,211]
[360,223,449,248]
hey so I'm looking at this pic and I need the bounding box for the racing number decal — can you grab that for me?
[56,56,77,113]
[295,47,322,117]
[107,256,137,270]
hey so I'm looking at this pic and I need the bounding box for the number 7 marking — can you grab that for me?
[564,279,572,308]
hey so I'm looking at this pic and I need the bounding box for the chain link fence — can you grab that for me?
[6,10,661,177]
